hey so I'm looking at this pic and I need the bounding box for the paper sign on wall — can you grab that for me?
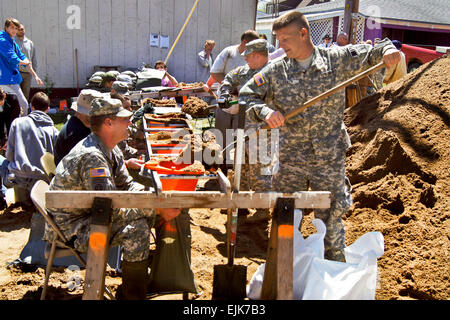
[150,34,159,47]
[160,35,169,49]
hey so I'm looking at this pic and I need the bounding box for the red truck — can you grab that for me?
[401,44,447,73]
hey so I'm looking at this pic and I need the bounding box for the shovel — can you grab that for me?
[212,102,247,300]
[220,62,386,155]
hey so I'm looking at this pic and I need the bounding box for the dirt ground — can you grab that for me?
[0,56,448,300]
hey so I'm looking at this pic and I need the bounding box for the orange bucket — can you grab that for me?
[144,160,203,191]
[151,143,186,155]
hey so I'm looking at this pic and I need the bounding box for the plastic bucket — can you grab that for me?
[149,161,200,191]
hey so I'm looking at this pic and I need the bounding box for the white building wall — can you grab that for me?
[1,0,257,88]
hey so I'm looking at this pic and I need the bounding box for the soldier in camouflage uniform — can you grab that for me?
[218,39,274,222]
[45,97,180,299]
[239,11,400,261]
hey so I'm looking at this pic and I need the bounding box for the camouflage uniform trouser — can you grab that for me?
[73,208,155,262]
[241,128,275,215]
[273,148,352,262]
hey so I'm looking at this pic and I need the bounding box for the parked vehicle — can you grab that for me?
[401,44,445,73]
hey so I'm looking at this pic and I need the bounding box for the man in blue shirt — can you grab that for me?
[0,18,32,116]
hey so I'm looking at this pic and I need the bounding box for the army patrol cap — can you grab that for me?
[112,81,129,95]
[71,89,104,115]
[242,39,269,56]
[91,71,105,78]
[89,75,103,84]
[101,71,117,86]
[117,74,133,84]
[89,97,133,118]
[121,70,137,79]
[102,71,117,80]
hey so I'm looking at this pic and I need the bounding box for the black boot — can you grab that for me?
[119,259,149,300]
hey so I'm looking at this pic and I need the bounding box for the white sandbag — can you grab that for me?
[246,210,384,300]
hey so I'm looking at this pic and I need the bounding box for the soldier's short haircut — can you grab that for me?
[4,18,21,29]
[240,30,259,42]
[272,11,310,33]
[30,92,50,111]
[90,114,116,134]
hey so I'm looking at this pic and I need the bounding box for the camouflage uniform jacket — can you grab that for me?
[239,38,396,163]
[44,133,149,242]
[218,62,269,99]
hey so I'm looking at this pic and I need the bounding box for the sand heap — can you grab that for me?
[342,55,449,300]
[181,97,211,118]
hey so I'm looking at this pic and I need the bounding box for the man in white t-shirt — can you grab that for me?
[210,30,259,169]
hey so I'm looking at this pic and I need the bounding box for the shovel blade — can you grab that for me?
[212,264,247,300]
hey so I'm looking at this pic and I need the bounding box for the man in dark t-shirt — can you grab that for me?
[54,90,103,166]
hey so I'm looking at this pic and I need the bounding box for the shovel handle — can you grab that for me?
[261,62,386,129]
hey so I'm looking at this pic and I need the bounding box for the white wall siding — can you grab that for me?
[1,0,257,88]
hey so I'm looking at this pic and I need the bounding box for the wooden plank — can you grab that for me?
[44,0,60,86]
[59,0,74,87]
[124,0,137,69]
[149,0,163,65]
[45,190,331,209]
[29,0,47,89]
[219,0,233,51]
[98,0,113,66]
[136,0,150,68]
[170,0,187,81]
[183,0,198,83]
[111,0,125,68]
[85,0,100,76]
[82,197,112,300]
[260,213,278,300]
[16,0,31,37]
[72,0,87,92]
[208,0,221,52]
[2,0,17,21]
[274,198,294,300]
[261,197,295,300]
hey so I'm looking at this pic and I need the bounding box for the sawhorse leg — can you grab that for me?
[83,197,112,300]
[261,198,294,300]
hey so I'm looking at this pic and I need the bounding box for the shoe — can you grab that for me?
[203,179,220,191]
[0,198,7,210]
[118,259,149,300]
[245,209,271,224]
[237,208,250,216]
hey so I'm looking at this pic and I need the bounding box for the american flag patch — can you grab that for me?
[89,168,107,178]
[254,73,265,86]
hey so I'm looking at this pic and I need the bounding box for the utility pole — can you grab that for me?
[343,0,360,44]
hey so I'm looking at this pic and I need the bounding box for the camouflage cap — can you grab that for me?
[89,97,133,118]
[71,89,104,115]
[102,71,118,81]
[242,39,269,56]
[108,70,120,77]
[89,76,103,84]
[121,70,137,78]
[112,81,129,94]
[92,71,105,78]
[117,74,133,84]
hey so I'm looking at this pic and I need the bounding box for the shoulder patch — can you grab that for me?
[254,73,265,87]
[89,168,108,178]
